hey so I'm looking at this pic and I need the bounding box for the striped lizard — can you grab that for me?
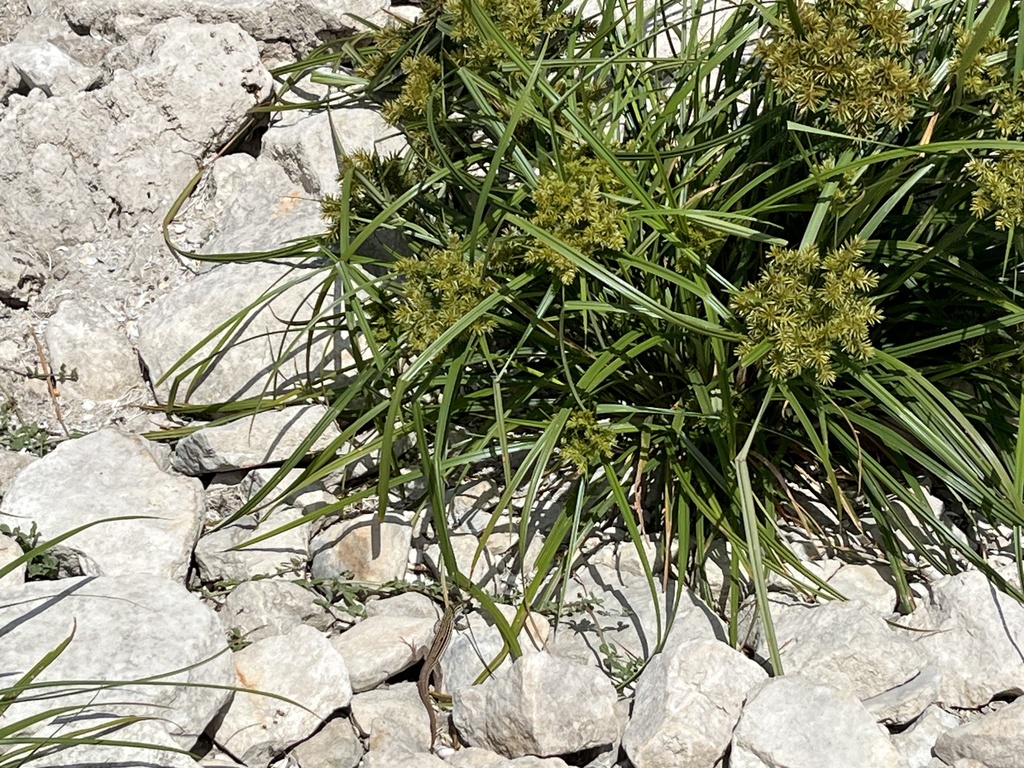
[418,603,456,751]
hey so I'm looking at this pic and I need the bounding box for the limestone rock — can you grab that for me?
[137,261,354,405]
[731,675,907,768]
[45,298,143,402]
[0,248,44,308]
[61,0,392,55]
[765,600,926,703]
[902,570,1024,707]
[863,665,943,726]
[0,531,24,587]
[289,717,364,768]
[311,513,411,584]
[0,429,204,581]
[4,40,100,96]
[447,750,572,768]
[218,578,331,642]
[216,624,352,767]
[0,20,271,251]
[442,604,549,693]
[827,563,897,615]
[196,505,309,583]
[331,614,436,692]
[0,575,233,749]
[622,638,768,767]
[350,682,432,751]
[453,653,619,758]
[934,697,1024,767]
[172,406,341,475]
[0,448,34,493]
[198,155,325,255]
[892,706,961,768]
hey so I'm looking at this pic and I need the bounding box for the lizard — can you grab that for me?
[418,602,456,752]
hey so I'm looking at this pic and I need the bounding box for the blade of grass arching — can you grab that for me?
[554,477,588,641]
[855,165,935,242]
[799,180,840,249]
[778,384,848,522]
[0,624,75,715]
[886,312,1024,359]
[735,386,782,674]
[412,397,457,584]
[603,459,663,649]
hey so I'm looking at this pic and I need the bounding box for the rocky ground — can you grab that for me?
[1,2,1023,768]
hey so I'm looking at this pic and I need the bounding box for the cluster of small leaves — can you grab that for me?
[951,27,1007,98]
[966,77,1024,231]
[392,236,496,351]
[732,239,882,385]
[320,150,419,239]
[381,54,443,125]
[560,410,615,474]
[0,523,59,580]
[526,153,626,283]
[0,399,52,456]
[756,0,929,136]
[447,0,570,69]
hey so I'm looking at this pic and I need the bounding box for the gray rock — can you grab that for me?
[731,675,906,768]
[364,590,439,620]
[24,720,203,768]
[0,429,204,581]
[216,623,352,767]
[453,653,619,758]
[44,298,143,402]
[196,505,309,583]
[172,405,341,475]
[827,563,897,615]
[864,665,943,726]
[136,261,352,405]
[549,569,725,672]
[622,638,767,768]
[311,513,411,584]
[442,604,549,693]
[350,682,432,750]
[4,40,100,96]
[0,248,44,308]
[331,614,436,692]
[0,20,271,251]
[263,106,407,197]
[901,570,1024,707]
[219,578,331,642]
[0,575,233,749]
[61,0,391,55]
[198,155,325,255]
[0,531,24,587]
[0,448,35,493]
[447,750,572,768]
[934,697,1024,767]
[290,717,364,768]
[765,600,926,703]
[892,705,961,768]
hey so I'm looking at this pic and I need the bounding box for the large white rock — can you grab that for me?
[330,614,436,692]
[136,261,354,405]
[0,429,204,581]
[901,570,1024,707]
[194,505,310,583]
[4,39,100,96]
[45,298,144,402]
[61,0,392,54]
[442,604,548,693]
[892,706,961,768]
[311,513,411,584]
[622,638,767,767]
[0,448,34,494]
[173,406,342,475]
[933,698,1024,767]
[349,682,432,750]
[731,675,907,768]
[0,531,25,587]
[452,653,619,758]
[216,624,352,767]
[218,578,331,642]
[0,20,271,251]
[765,600,926,704]
[289,717,364,768]
[0,575,233,749]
